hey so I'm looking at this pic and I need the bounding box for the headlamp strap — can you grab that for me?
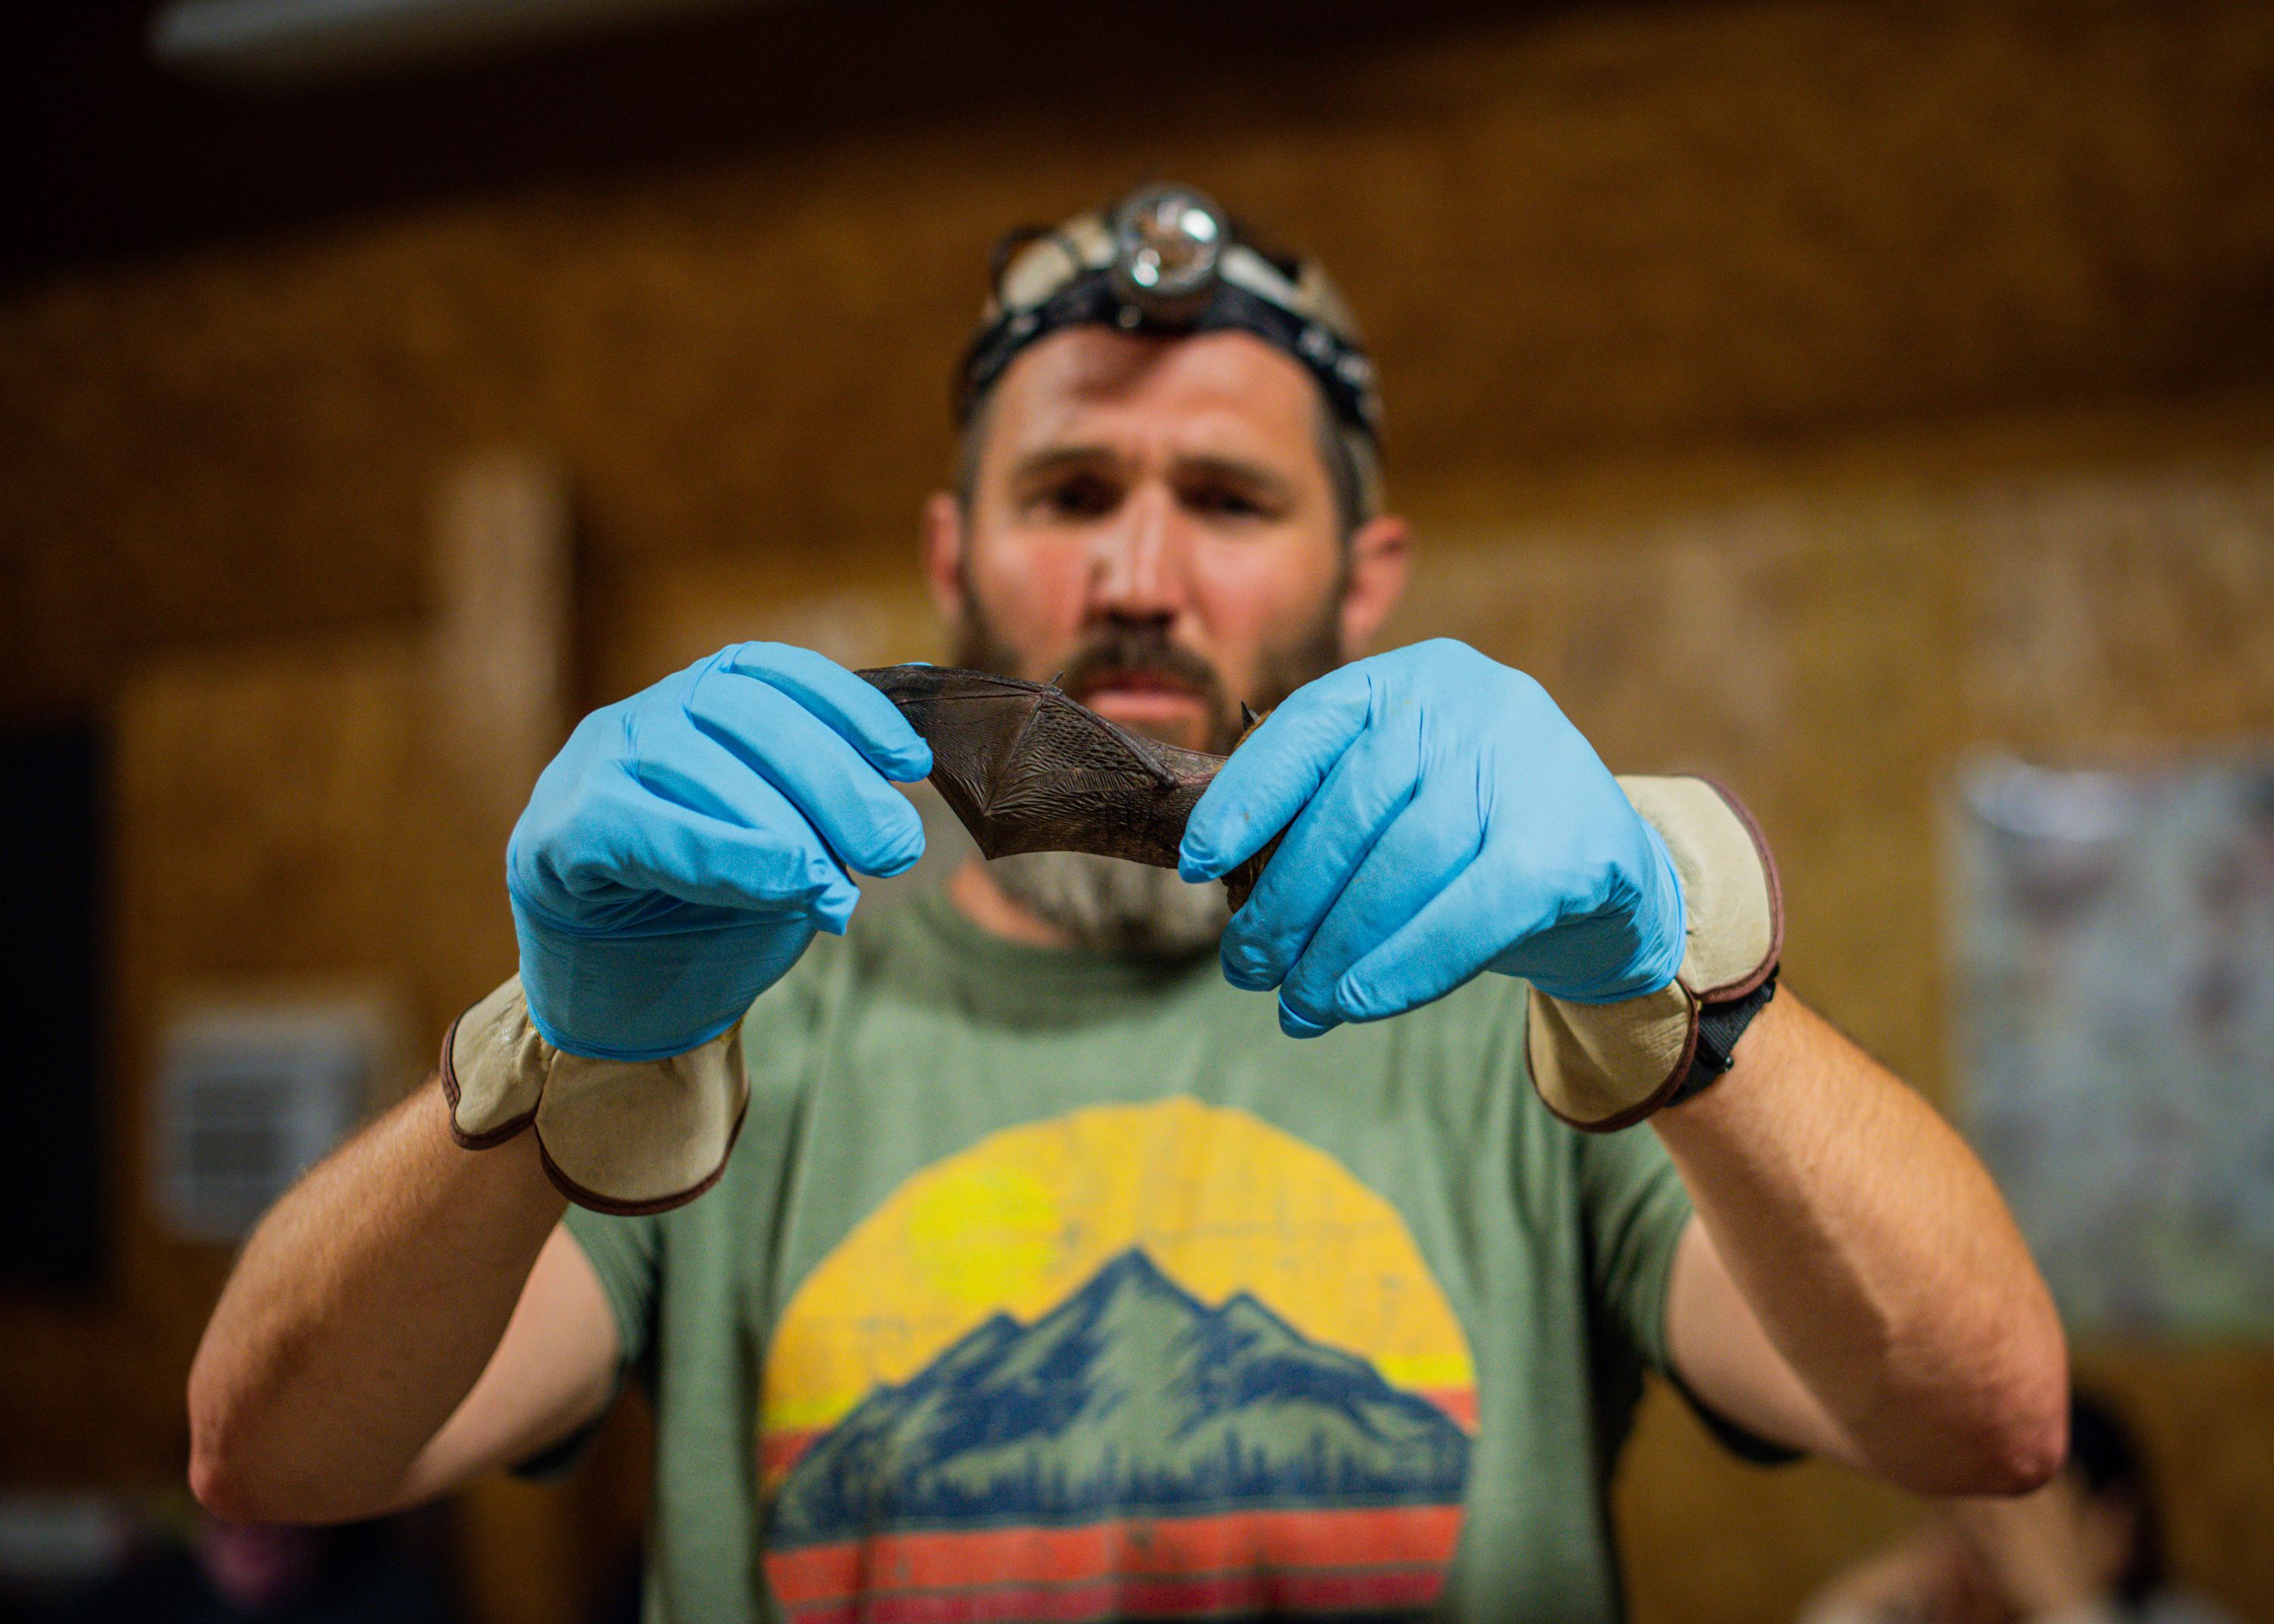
[958,268,1378,443]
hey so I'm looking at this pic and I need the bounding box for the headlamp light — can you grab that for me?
[956,183,1383,516]
[1108,185,1226,322]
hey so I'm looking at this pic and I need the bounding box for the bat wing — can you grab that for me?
[858,665,1276,909]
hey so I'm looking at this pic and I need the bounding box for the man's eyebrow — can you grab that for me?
[1005,444,1125,484]
[1173,452,1297,503]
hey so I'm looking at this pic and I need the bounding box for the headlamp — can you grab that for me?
[1108,186,1226,321]
[957,183,1383,515]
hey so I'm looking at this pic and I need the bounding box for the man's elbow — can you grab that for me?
[187,1424,386,1527]
[1859,1297,2069,1497]
[1906,1341,2071,1497]
[1974,1362,2070,1495]
[187,1380,296,1525]
[186,1380,288,1524]
[1979,1297,2073,1494]
[186,1372,338,1525]
[188,1435,268,1525]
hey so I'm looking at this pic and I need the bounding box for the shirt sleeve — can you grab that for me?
[1576,1121,1694,1375]
[1576,1122,1803,1466]
[562,1204,661,1372]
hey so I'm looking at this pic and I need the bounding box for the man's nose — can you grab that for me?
[1087,483,1190,621]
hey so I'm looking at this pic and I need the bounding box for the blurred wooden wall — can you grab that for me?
[2,0,2272,1620]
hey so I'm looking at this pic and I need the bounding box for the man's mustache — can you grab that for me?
[951,597,1258,753]
[1056,630,1233,721]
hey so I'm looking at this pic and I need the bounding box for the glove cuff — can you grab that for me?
[1526,776,1781,1131]
[511,907,808,1062]
[442,975,750,1214]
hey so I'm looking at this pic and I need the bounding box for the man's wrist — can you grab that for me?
[1524,777,1782,1130]
[510,906,792,1062]
[419,1077,565,1222]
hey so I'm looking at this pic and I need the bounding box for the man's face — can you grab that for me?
[927,327,1404,753]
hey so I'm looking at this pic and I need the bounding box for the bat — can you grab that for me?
[857,665,1278,911]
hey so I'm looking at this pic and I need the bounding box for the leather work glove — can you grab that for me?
[445,643,931,1211]
[1179,639,1779,1129]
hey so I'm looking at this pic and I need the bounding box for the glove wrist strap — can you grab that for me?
[1662,965,1780,1109]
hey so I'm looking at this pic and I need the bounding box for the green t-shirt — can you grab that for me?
[565,886,1700,1624]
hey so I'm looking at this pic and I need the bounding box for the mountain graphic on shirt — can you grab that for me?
[769,1246,1472,1546]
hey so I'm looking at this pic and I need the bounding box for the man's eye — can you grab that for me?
[1038,477,1118,518]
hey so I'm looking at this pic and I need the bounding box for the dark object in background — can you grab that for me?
[8,0,1492,285]
[2069,1391,2168,1606]
[55,1516,456,1624]
[0,724,106,1293]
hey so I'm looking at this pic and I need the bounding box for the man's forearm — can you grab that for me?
[188,1077,566,1523]
[1651,993,2068,1494]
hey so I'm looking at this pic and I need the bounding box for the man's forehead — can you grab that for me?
[987,327,1323,458]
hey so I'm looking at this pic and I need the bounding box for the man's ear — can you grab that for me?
[921,490,969,633]
[1338,512,1413,656]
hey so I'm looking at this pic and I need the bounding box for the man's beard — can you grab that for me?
[955,596,1343,960]
[983,849,1233,961]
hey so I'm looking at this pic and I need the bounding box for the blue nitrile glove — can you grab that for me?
[506,643,931,1061]
[1179,640,1685,1038]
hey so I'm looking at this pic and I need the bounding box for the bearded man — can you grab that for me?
[187,186,2068,1624]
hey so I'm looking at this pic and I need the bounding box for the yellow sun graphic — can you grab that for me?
[760,1097,1477,1449]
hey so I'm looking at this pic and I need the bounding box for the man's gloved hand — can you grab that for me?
[443,643,930,1214]
[507,642,932,1062]
[1179,639,1687,1040]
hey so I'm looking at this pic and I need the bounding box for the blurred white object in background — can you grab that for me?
[155,994,403,1242]
[1951,752,2274,1335]
[0,1494,136,1600]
